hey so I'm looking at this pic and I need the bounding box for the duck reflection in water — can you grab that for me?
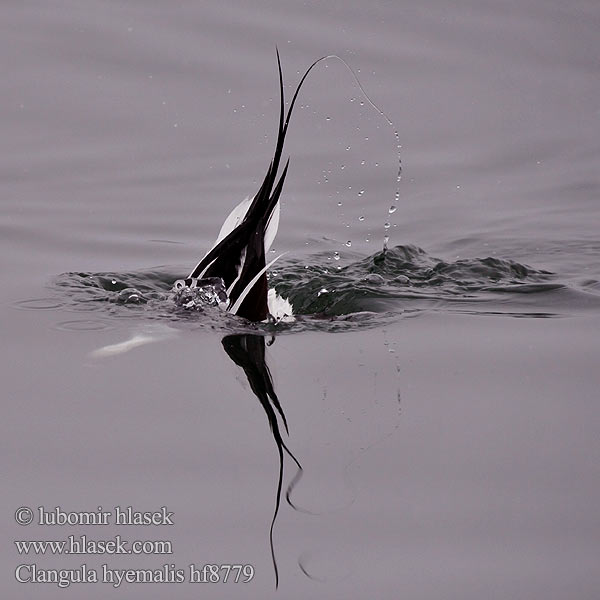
[221,333,302,588]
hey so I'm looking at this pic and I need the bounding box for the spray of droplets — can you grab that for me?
[291,54,403,257]
[318,55,402,253]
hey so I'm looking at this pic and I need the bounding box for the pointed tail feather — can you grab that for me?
[188,51,327,320]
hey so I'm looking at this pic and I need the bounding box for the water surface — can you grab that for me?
[2,1,599,598]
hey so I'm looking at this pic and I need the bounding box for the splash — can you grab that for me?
[46,244,582,331]
[172,277,228,310]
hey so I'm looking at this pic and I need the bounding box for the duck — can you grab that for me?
[173,50,326,323]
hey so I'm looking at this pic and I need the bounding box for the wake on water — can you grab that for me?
[48,243,583,333]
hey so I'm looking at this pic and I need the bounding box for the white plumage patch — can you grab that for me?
[215,197,252,246]
[267,288,294,322]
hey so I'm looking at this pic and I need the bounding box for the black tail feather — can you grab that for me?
[189,50,326,321]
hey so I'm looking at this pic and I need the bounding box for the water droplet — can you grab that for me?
[358,216,365,221]
[346,240,352,247]
[389,205,397,214]
[111,279,117,285]
[317,288,329,296]
[361,160,366,165]
[384,222,391,229]
[359,100,364,106]
[383,235,389,250]
[350,97,356,102]
[346,146,351,151]
[337,201,343,207]
[326,116,331,121]
[340,164,345,170]
[358,190,365,197]
[333,252,340,261]
[364,137,369,141]
[375,162,379,167]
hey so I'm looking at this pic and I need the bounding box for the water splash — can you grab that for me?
[48,245,594,331]
[172,277,228,310]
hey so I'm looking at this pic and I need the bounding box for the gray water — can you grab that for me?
[2,1,599,598]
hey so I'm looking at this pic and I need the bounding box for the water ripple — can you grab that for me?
[48,245,598,332]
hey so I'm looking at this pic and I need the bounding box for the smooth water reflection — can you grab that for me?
[221,334,301,588]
